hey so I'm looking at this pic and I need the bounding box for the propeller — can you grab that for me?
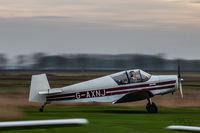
[178,61,183,98]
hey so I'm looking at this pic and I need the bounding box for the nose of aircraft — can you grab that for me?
[159,75,184,98]
[159,75,179,90]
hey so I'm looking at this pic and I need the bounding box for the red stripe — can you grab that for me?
[106,84,149,92]
[47,85,175,102]
[47,93,75,99]
[106,85,175,96]
[46,84,148,99]
[47,80,176,99]
[47,89,105,101]
[156,80,176,85]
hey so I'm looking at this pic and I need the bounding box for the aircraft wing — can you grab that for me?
[0,119,88,130]
[113,91,152,104]
[166,125,200,132]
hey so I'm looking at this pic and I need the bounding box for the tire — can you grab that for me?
[39,108,44,112]
[146,102,158,113]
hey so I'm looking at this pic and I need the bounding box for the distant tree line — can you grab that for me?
[1,53,200,72]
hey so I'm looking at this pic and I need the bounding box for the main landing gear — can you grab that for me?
[39,102,48,112]
[146,98,158,113]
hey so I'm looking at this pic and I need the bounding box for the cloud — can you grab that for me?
[164,0,200,4]
[0,0,200,28]
[0,0,199,60]
[191,0,200,3]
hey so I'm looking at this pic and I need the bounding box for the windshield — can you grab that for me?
[112,70,151,85]
[140,70,151,82]
[111,72,129,85]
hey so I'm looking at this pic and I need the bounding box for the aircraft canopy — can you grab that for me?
[111,69,151,85]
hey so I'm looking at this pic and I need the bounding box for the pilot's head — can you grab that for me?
[130,71,136,77]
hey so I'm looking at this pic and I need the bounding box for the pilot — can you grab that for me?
[121,79,128,84]
[117,79,128,84]
[130,71,137,83]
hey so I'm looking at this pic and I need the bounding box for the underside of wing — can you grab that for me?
[114,91,153,104]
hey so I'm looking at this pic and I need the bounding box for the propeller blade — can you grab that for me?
[179,81,183,98]
[178,61,181,79]
[177,60,183,98]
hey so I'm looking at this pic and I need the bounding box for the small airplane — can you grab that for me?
[29,65,183,113]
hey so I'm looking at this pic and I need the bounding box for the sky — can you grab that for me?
[0,0,200,59]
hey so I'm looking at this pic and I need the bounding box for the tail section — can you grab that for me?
[29,74,50,103]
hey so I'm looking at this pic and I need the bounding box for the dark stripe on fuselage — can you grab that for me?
[47,85,175,102]
[46,80,176,102]
[46,80,176,99]
[156,80,176,85]
[106,85,175,96]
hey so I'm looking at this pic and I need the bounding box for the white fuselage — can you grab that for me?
[46,73,178,103]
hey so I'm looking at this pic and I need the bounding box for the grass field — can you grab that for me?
[1,106,200,133]
[0,72,200,133]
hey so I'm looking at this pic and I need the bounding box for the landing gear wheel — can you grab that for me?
[39,108,44,112]
[146,102,158,113]
[39,102,48,112]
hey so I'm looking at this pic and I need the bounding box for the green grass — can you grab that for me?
[1,106,200,133]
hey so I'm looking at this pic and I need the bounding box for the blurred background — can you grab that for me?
[1,53,200,72]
